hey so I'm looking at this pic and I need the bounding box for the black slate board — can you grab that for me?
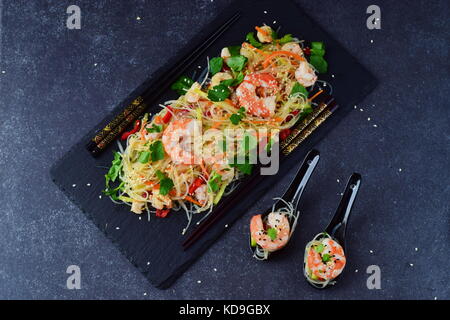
[50,0,377,289]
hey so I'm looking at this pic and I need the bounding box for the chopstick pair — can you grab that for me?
[182,95,339,250]
[85,11,241,157]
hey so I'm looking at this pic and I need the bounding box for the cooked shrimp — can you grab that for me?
[185,82,201,103]
[162,118,202,164]
[256,25,273,43]
[194,184,208,205]
[250,212,290,252]
[306,238,346,281]
[281,42,303,56]
[295,60,318,87]
[236,73,279,118]
[210,72,233,88]
[221,47,231,60]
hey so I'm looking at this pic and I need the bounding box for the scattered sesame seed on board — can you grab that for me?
[143,292,147,296]
[367,117,371,121]
[415,247,418,252]
[373,124,378,128]
[354,105,357,109]
[136,16,141,20]
[369,250,373,254]
[263,10,268,14]
[331,74,335,78]
[98,195,102,199]
[355,269,358,273]
[273,20,277,24]
[360,108,364,112]
[399,168,402,172]
[197,280,202,284]
[1,70,5,74]
[370,39,374,43]
[213,268,217,272]
[86,183,91,186]
[409,263,414,267]
[72,184,76,187]
[116,227,120,230]
[224,224,228,228]
[147,261,150,265]
[337,179,340,183]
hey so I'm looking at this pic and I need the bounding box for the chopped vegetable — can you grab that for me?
[146,124,162,133]
[161,106,173,123]
[309,55,328,74]
[121,120,141,140]
[228,45,241,56]
[314,244,324,253]
[245,32,262,48]
[290,82,308,98]
[230,107,246,125]
[209,57,223,75]
[208,84,231,102]
[138,151,151,164]
[267,228,278,241]
[322,254,331,263]
[278,34,294,45]
[170,76,194,95]
[226,55,248,72]
[155,170,174,196]
[262,50,305,68]
[149,140,165,161]
[156,208,170,218]
[207,171,222,193]
[188,177,205,195]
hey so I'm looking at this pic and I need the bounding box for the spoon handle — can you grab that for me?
[281,149,320,210]
[325,173,362,244]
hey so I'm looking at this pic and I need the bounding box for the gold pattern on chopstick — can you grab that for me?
[91,96,144,144]
[280,102,328,150]
[97,101,148,150]
[282,108,332,156]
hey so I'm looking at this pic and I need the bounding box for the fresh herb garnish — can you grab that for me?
[155,170,174,196]
[170,76,194,95]
[138,151,151,164]
[149,140,165,161]
[103,152,124,200]
[228,45,241,56]
[226,55,248,72]
[322,254,331,263]
[246,32,262,48]
[221,72,244,87]
[314,244,324,253]
[207,171,222,193]
[146,124,162,133]
[230,107,246,125]
[309,42,328,74]
[290,82,309,98]
[267,228,278,241]
[209,57,223,76]
[207,84,231,102]
[229,154,253,175]
[271,29,279,40]
[278,34,294,45]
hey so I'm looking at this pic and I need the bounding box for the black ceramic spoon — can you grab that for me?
[303,172,362,289]
[250,149,320,260]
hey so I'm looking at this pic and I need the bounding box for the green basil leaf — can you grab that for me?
[138,151,151,164]
[228,45,241,56]
[207,84,231,102]
[170,76,194,95]
[209,57,223,76]
[278,34,294,45]
[246,32,262,48]
[290,82,309,98]
[146,124,162,133]
[207,171,222,193]
[309,55,328,74]
[150,140,165,161]
[155,170,174,196]
[226,55,248,72]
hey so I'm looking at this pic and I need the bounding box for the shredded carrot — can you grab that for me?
[211,121,222,129]
[184,195,203,207]
[255,26,269,36]
[308,90,324,102]
[144,180,154,186]
[243,42,268,56]
[224,98,236,107]
[262,51,305,68]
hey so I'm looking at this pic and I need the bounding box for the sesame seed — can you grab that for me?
[355,269,359,273]
[415,247,418,251]
[373,124,378,128]
[370,39,374,43]
[86,183,91,187]
[360,108,364,112]
[263,10,268,14]
[434,297,437,300]
[197,280,202,284]
[354,105,357,109]
[139,216,142,220]
[72,184,76,187]
[337,179,340,183]
[143,292,147,296]
[1,70,5,74]
[147,261,150,265]
[409,263,414,267]
[369,250,373,254]
[98,195,102,199]
[213,268,217,272]
[94,63,97,66]
[367,117,371,121]
[273,20,277,24]
[224,224,228,228]
[116,227,120,230]
[399,168,402,172]
[136,16,141,20]
[331,74,335,78]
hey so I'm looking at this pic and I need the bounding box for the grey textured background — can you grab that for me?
[0,0,449,299]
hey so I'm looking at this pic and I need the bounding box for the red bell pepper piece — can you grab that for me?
[156,208,170,218]
[121,120,141,140]
[161,106,173,124]
[188,177,205,195]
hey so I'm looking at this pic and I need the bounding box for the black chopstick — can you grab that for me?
[182,98,339,250]
[86,11,241,157]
